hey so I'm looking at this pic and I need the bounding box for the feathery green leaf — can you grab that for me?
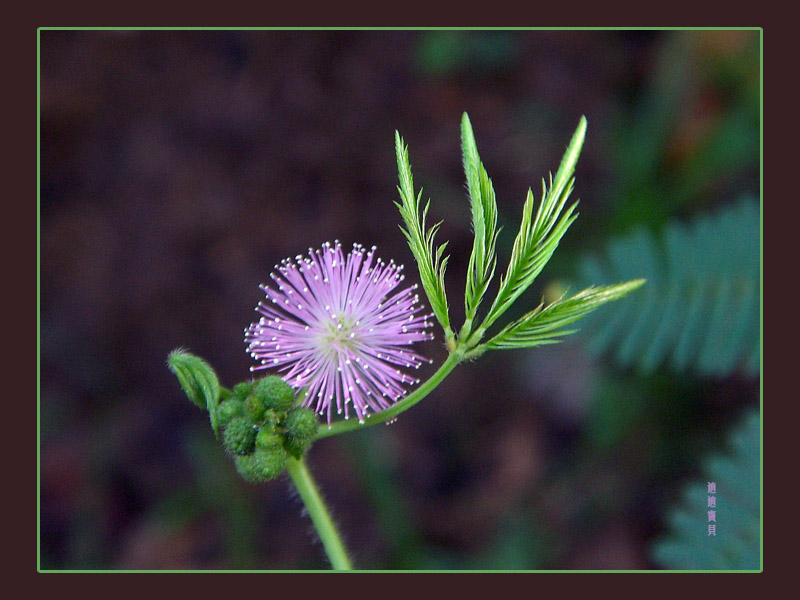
[479,116,587,334]
[481,279,645,351]
[461,112,500,323]
[395,131,451,333]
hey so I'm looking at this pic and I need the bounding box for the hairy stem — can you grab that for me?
[315,350,463,439]
[285,456,353,570]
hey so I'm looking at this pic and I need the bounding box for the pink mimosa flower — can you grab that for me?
[245,241,434,423]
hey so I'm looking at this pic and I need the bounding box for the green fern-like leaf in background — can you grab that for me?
[652,409,760,570]
[575,198,759,377]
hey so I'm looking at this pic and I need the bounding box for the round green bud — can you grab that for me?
[253,446,288,480]
[253,376,295,411]
[217,398,244,426]
[283,408,318,458]
[245,393,267,422]
[223,417,257,456]
[234,454,267,483]
[284,407,318,440]
[232,381,254,402]
[256,425,282,450]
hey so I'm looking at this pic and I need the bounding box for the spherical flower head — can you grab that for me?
[245,241,434,424]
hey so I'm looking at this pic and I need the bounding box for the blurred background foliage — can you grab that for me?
[652,409,759,570]
[39,29,760,570]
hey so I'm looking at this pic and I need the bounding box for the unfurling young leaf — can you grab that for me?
[168,349,221,437]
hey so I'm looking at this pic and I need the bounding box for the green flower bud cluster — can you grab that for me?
[217,375,318,483]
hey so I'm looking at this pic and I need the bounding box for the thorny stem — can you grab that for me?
[285,456,353,570]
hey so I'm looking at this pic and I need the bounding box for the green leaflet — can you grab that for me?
[461,112,499,322]
[394,132,452,336]
[481,280,645,352]
[478,116,587,335]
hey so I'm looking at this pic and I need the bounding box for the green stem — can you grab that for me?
[458,316,474,342]
[444,327,457,353]
[315,350,463,439]
[285,456,353,570]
